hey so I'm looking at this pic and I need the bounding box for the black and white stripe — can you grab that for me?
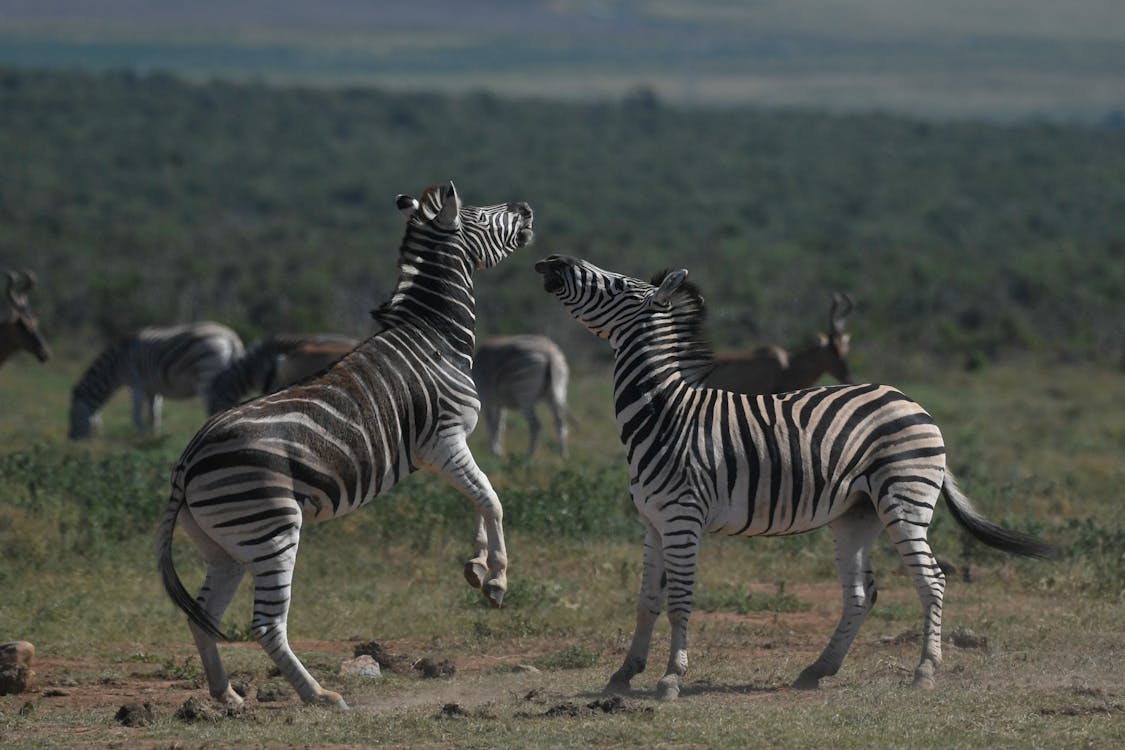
[473,334,570,457]
[158,182,533,709]
[535,254,1056,700]
[68,321,244,439]
[208,333,358,411]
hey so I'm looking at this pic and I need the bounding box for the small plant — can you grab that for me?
[532,644,600,671]
[694,583,809,615]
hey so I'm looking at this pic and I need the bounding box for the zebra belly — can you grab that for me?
[708,476,873,537]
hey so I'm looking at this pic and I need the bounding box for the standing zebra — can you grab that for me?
[68,322,244,439]
[209,333,359,411]
[158,182,533,709]
[535,255,1057,700]
[473,334,570,457]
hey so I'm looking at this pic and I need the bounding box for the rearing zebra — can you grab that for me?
[473,334,570,457]
[209,333,359,411]
[68,321,244,439]
[535,254,1057,700]
[158,182,533,709]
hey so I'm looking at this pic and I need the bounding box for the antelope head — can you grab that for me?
[4,269,50,363]
[822,291,853,382]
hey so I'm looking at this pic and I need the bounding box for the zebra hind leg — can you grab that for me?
[794,500,883,689]
[878,480,946,688]
[179,511,247,706]
[523,406,541,457]
[606,524,666,695]
[249,546,348,709]
[190,559,246,706]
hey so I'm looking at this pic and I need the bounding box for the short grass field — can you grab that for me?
[0,350,1122,749]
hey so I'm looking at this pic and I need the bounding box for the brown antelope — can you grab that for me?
[1,269,51,368]
[706,292,854,394]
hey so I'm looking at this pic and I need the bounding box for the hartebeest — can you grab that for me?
[0,269,50,368]
[706,292,854,394]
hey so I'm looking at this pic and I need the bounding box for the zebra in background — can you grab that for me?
[707,292,854,394]
[473,334,570,458]
[209,333,358,411]
[68,322,244,439]
[158,182,533,709]
[535,255,1057,700]
[1,269,51,367]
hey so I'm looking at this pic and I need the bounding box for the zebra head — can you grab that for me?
[535,255,697,345]
[68,396,101,440]
[396,181,534,269]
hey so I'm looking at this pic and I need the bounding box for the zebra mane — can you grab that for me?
[648,269,714,387]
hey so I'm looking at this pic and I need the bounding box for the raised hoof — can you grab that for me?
[482,581,506,608]
[213,685,245,708]
[463,561,487,589]
[655,676,680,702]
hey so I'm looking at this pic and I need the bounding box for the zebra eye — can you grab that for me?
[609,278,626,294]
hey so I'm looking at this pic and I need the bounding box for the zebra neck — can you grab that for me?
[73,341,129,409]
[373,240,478,362]
[611,334,693,442]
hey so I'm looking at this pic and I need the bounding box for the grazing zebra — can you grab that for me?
[68,322,244,439]
[158,182,533,709]
[707,292,854,394]
[473,334,570,457]
[535,255,1057,700]
[1,269,51,367]
[209,333,359,411]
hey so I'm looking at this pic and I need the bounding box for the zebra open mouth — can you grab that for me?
[535,257,567,293]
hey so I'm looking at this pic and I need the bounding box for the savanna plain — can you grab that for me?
[0,350,1121,749]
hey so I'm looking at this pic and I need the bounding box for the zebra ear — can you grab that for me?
[396,194,419,219]
[436,181,462,228]
[653,269,689,308]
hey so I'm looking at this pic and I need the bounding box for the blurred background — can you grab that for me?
[1,0,1123,370]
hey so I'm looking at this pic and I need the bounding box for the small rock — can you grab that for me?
[175,696,224,722]
[439,702,468,719]
[511,664,541,674]
[340,655,382,679]
[115,702,156,727]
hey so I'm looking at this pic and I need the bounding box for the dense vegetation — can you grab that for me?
[1,66,1123,367]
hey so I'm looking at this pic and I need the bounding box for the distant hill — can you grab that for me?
[1,66,1123,368]
[1,1,1124,120]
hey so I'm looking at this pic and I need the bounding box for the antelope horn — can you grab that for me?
[830,292,854,332]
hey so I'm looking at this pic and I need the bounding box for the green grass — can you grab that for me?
[0,352,1122,747]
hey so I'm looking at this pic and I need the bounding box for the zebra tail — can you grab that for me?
[157,472,232,641]
[941,469,1061,560]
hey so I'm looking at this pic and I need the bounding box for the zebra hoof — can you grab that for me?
[463,561,487,589]
[482,581,505,608]
[912,664,936,689]
[792,670,822,690]
[655,676,680,701]
[604,678,632,696]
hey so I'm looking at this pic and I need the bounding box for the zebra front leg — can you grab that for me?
[794,501,883,689]
[485,405,504,457]
[429,439,509,607]
[250,544,348,709]
[655,519,703,701]
[607,523,666,695]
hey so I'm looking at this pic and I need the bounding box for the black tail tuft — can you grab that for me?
[942,470,1061,561]
[157,479,233,641]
